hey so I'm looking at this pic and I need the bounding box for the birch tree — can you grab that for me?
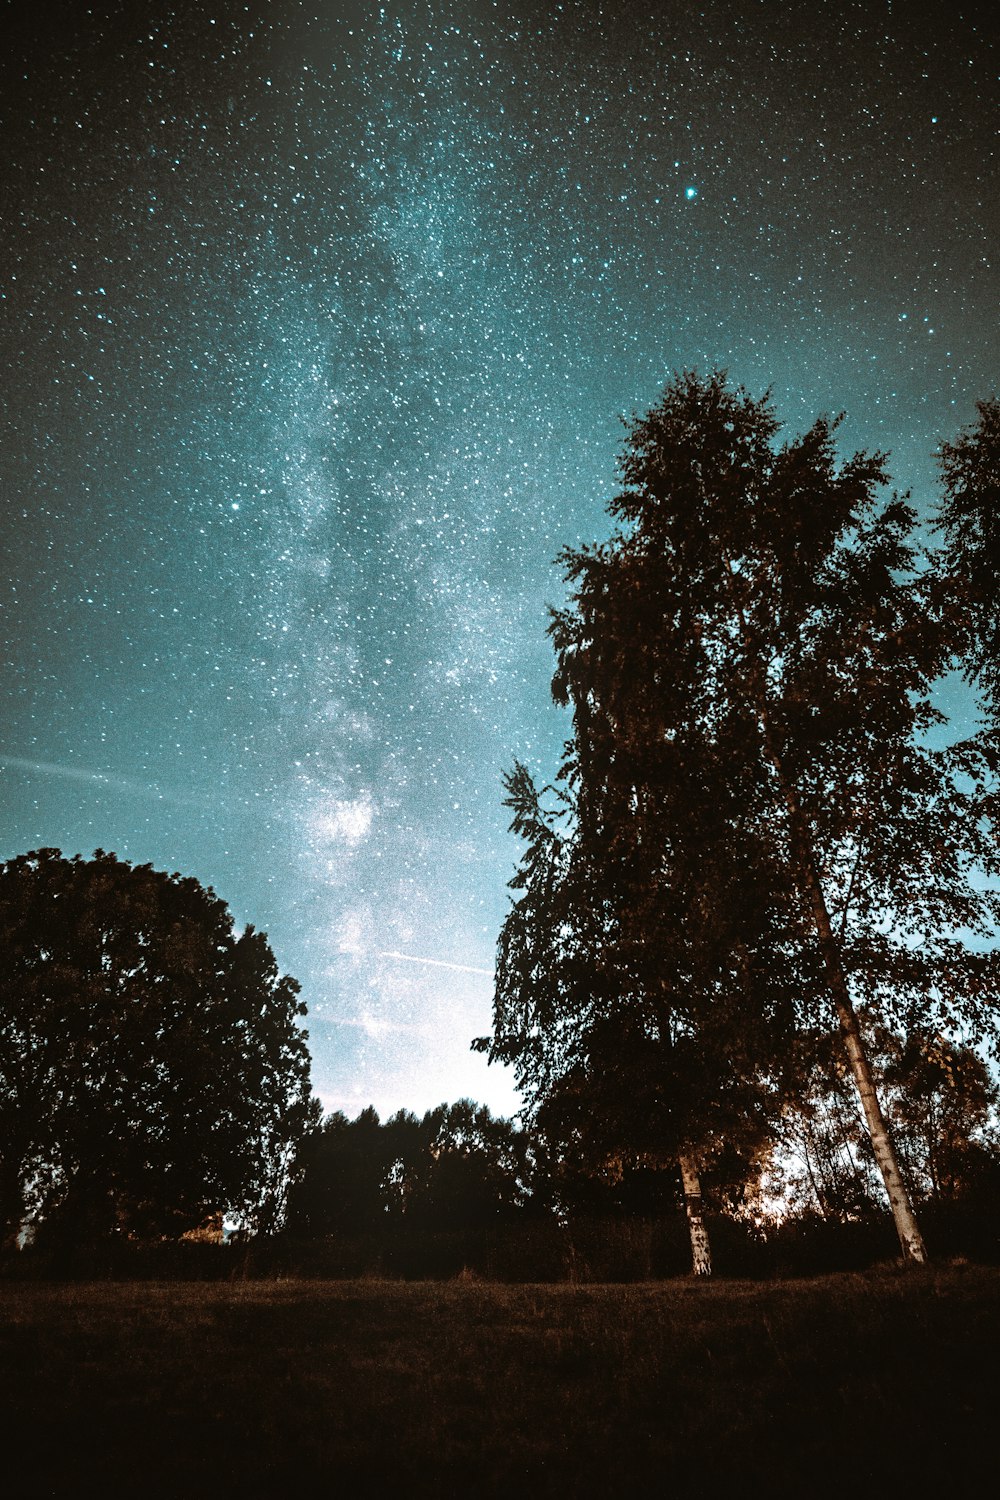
[936,396,1000,702]
[482,372,1000,1269]
[480,684,792,1274]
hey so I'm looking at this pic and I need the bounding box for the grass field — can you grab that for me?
[3,1267,997,1495]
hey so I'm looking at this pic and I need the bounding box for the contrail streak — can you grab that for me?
[379,950,493,977]
[0,754,204,808]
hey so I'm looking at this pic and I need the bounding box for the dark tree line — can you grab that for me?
[1,841,996,1277]
[284,1100,534,1237]
[279,1053,999,1276]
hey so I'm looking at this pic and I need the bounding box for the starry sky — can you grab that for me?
[2,0,997,1119]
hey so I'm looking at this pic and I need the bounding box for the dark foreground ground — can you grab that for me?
[3,1267,997,1496]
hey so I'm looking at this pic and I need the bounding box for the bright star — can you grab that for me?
[685,185,698,200]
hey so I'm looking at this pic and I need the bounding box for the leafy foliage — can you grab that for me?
[480,372,1000,1256]
[0,848,318,1246]
[285,1100,533,1237]
[936,396,1000,698]
[772,1026,1000,1220]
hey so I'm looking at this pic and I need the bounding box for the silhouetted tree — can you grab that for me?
[768,1026,884,1222]
[284,1107,397,1236]
[0,848,318,1248]
[399,1100,532,1231]
[885,1033,999,1205]
[479,396,813,1275]
[936,396,1000,701]
[286,1099,534,1249]
[287,1098,530,1236]
[481,679,794,1274]
[481,372,1000,1269]
[771,1027,1000,1231]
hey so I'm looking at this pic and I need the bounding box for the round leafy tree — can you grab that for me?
[0,848,318,1247]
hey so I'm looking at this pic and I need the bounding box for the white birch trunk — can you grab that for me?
[720,552,928,1265]
[798,857,928,1263]
[769,749,928,1263]
[679,1155,712,1276]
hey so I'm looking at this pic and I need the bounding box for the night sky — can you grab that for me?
[2,1,997,1119]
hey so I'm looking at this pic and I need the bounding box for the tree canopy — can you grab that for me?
[936,396,1000,701]
[284,1099,532,1237]
[480,370,1000,1267]
[0,848,318,1247]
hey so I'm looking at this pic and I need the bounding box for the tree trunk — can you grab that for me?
[794,842,928,1264]
[801,1124,828,1217]
[679,1155,712,1276]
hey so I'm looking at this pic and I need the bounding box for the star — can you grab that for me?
[1,2,995,1120]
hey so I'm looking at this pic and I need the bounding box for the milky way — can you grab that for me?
[2,0,996,1116]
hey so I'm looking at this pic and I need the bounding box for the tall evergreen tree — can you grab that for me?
[483,372,1000,1267]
